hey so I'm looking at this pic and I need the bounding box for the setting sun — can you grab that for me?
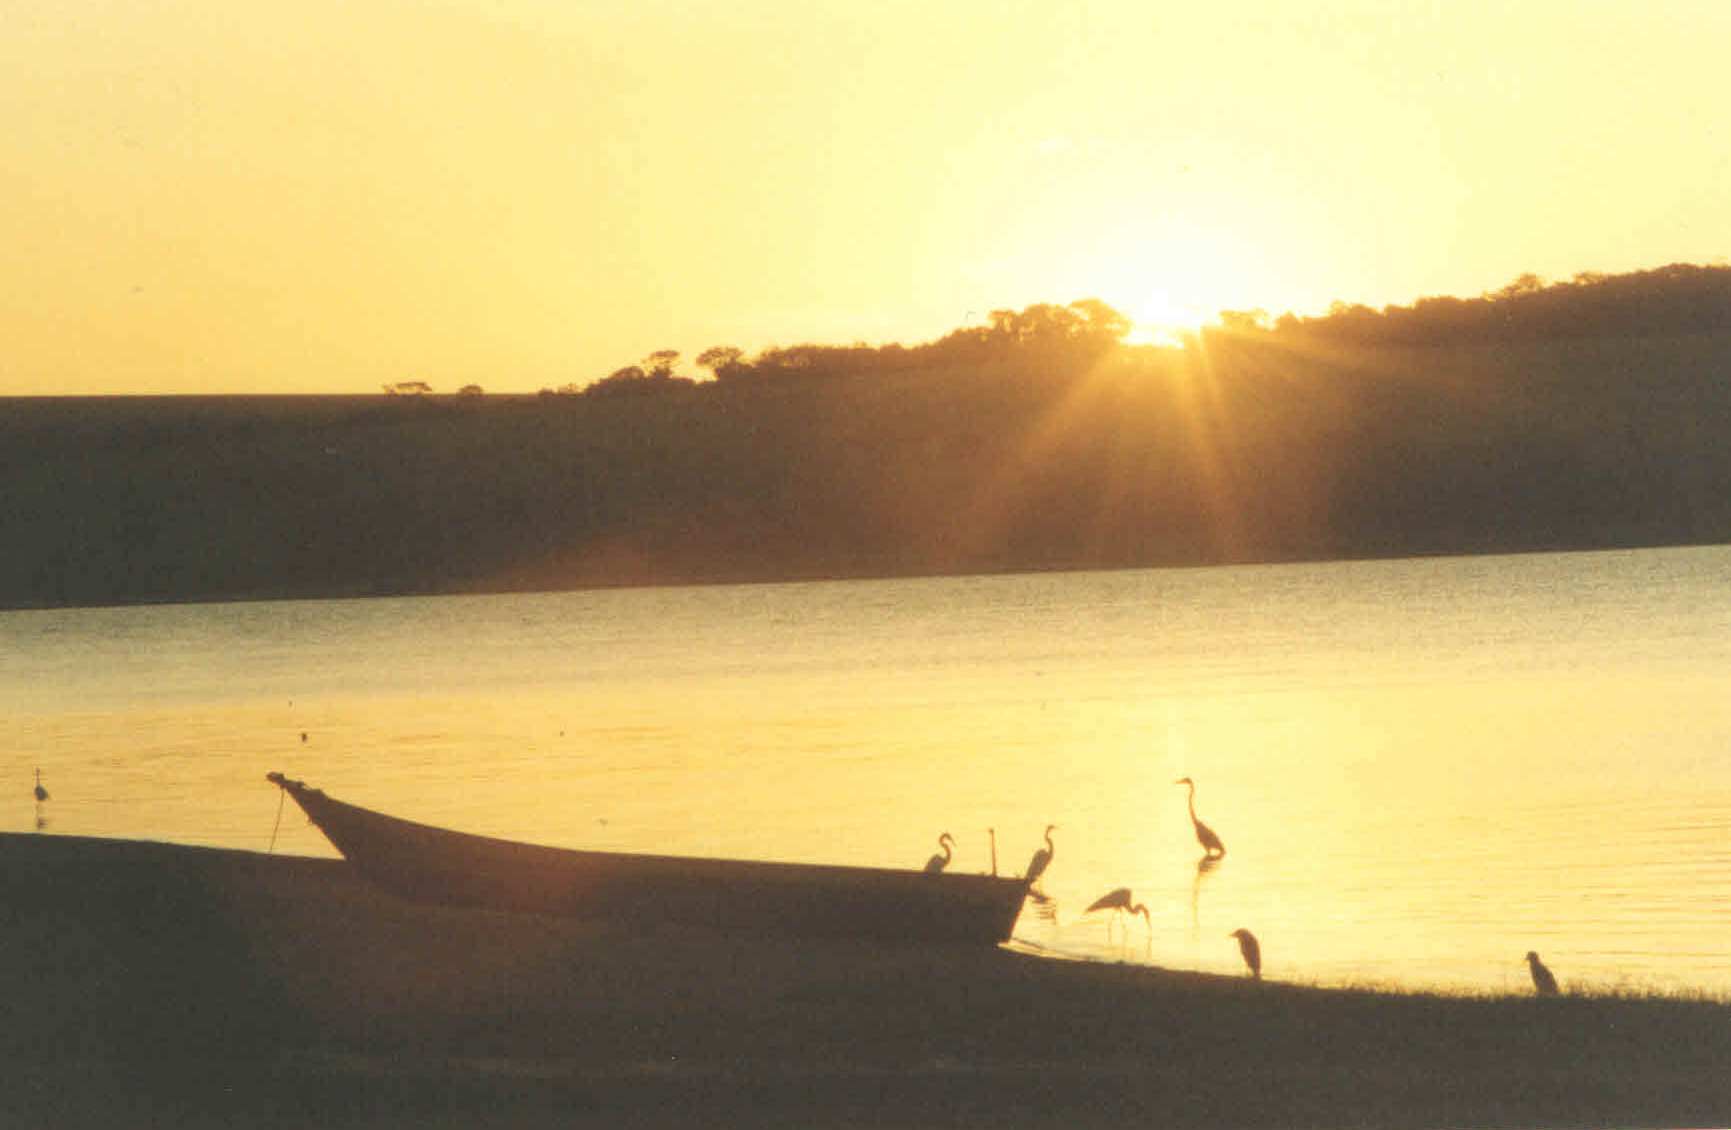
[1125,288,1206,346]
[1082,217,1285,349]
[1,1,1726,396]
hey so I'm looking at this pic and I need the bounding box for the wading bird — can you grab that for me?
[1175,777,1226,859]
[1525,951,1559,997]
[1229,928,1261,979]
[1085,887,1152,935]
[1025,824,1056,887]
[924,833,955,874]
[988,828,997,876]
[33,769,48,804]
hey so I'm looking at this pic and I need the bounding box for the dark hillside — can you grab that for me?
[4,273,1731,609]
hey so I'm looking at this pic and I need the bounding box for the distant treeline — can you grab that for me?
[3,264,1730,609]
[1271,262,1731,345]
[564,298,1132,399]
[567,262,1731,397]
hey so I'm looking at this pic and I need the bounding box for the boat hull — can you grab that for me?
[268,774,1028,946]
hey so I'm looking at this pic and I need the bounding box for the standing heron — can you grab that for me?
[1525,951,1559,997]
[1175,777,1225,859]
[1025,824,1056,887]
[1229,928,1261,979]
[924,833,955,874]
[33,769,48,804]
[1085,887,1152,936]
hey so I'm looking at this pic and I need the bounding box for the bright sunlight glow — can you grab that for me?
[1125,288,1207,346]
[1088,220,1275,349]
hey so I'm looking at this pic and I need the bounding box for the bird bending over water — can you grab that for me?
[1526,951,1559,997]
[1229,928,1261,979]
[1175,777,1225,859]
[924,832,955,874]
[1085,887,1152,934]
[33,769,48,803]
[1025,824,1056,887]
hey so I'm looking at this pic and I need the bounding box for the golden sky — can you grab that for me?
[3,0,1727,394]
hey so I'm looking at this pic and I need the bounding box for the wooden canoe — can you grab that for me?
[267,773,1028,946]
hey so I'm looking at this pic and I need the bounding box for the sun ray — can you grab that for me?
[938,349,1136,568]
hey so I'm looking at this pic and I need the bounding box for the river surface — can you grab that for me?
[5,546,1730,995]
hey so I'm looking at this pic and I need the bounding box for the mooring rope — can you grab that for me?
[267,786,286,854]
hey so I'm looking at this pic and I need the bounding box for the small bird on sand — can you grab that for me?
[1229,928,1262,979]
[33,769,48,803]
[1525,951,1559,997]
[924,832,955,874]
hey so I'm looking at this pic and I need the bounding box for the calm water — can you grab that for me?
[6,546,1731,995]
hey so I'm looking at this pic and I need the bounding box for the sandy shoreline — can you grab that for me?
[5,832,1728,1128]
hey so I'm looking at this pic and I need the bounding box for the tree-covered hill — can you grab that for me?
[4,266,1729,609]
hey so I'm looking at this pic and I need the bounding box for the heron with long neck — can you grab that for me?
[33,769,48,804]
[1025,824,1056,887]
[924,832,955,874]
[1175,777,1225,859]
[1085,887,1152,936]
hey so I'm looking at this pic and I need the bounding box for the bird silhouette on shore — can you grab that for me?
[1229,928,1261,979]
[988,827,998,876]
[1526,951,1559,997]
[1025,824,1056,887]
[33,769,48,804]
[924,832,955,874]
[1176,777,1225,859]
[1085,887,1152,936]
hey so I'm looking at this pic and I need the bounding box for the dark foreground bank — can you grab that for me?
[3,833,1727,1129]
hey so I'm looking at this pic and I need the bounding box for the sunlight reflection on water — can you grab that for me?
[5,545,1730,994]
